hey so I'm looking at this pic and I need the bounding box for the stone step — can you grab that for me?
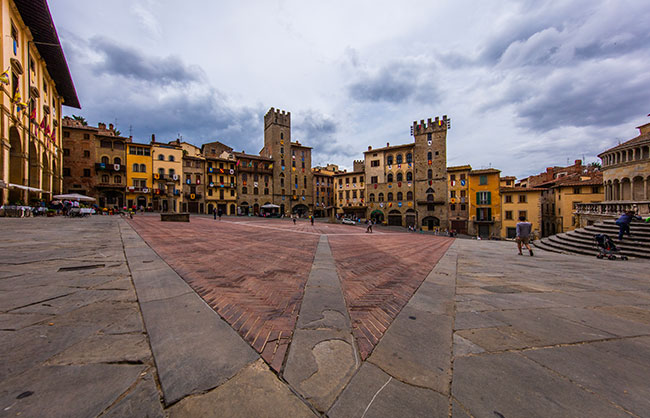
[573,228,650,245]
[583,225,650,240]
[557,232,650,256]
[544,234,648,259]
[534,238,595,258]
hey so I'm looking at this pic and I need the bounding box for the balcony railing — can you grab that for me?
[127,186,151,193]
[95,163,126,172]
[472,216,495,223]
[574,201,650,216]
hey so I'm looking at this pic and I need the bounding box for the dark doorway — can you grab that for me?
[388,210,402,226]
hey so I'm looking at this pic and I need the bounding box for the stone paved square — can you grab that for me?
[1,215,649,417]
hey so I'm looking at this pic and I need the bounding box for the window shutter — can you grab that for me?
[487,191,491,205]
[476,192,480,205]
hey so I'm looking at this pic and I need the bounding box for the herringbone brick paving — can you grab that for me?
[128,216,319,371]
[128,215,452,370]
[328,234,454,359]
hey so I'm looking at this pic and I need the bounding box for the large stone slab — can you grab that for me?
[0,363,145,418]
[524,342,650,416]
[168,359,316,418]
[369,306,453,393]
[139,291,258,405]
[452,352,630,418]
[101,372,165,418]
[329,362,449,418]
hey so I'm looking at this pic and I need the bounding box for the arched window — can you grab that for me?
[158,168,164,175]
[114,157,121,165]
[114,175,121,183]
[397,172,403,182]
[426,188,434,202]
[407,191,413,200]
[101,156,109,164]
[369,193,375,202]
[397,192,403,201]
[406,153,412,163]
[304,176,307,188]
[169,169,175,176]
[378,193,384,202]
[427,151,432,161]
[406,172,413,181]
[387,173,394,182]
[396,154,403,164]
[427,169,432,179]
[168,155,175,162]
[140,164,146,172]
[102,175,109,183]
[254,174,259,181]
[254,187,259,195]
[280,177,284,187]
[264,188,269,195]
[387,155,393,165]
[242,173,247,181]
[132,163,139,172]
[387,192,393,201]
[158,154,165,161]
[242,186,248,194]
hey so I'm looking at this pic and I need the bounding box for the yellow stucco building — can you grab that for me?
[151,140,183,212]
[468,168,501,238]
[126,142,152,210]
[1,0,79,205]
[501,187,544,240]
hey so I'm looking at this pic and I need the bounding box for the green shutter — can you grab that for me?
[476,192,480,205]
[487,191,491,205]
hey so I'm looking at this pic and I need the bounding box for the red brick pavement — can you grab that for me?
[128,216,319,372]
[328,234,454,359]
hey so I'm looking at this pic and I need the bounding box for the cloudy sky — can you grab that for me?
[50,0,650,178]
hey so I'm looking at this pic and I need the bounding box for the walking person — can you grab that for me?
[616,210,642,241]
[516,215,534,256]
[218,209,223,221]
[366,218,373,233]
[310,215,314,226]
[292,214,296,225]
[213,207,217,220]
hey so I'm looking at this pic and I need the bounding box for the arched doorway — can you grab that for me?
[229,203,235,215]
[388,209,402,226]
[370,210,384,223]
[421,216,440,231]
[240,202,249,215]
[29,142,39,199]
[8,127,24,203]
[405,209,416,227]
[207,203,214,215]
[137,196,147,209]
[253,203,260,215]
[292,204,308,216]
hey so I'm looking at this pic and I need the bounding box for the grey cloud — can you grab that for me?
[294,112,357,162]
[347,61,438,104]
[90,36,203,85]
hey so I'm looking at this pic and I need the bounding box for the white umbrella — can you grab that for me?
[261,203,280,209]
[8,183,44,192]
[53,193,96,202]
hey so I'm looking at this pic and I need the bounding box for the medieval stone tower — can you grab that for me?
[413,116,449,229]
[262,107,313,215]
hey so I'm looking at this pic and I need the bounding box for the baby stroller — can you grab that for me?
[594,234,628,260]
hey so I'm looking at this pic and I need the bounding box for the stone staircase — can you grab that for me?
[534,219,650,260]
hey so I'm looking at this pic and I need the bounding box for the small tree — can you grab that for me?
[71,115,88,126]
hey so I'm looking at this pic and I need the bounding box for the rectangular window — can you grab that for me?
[476,191,491,205]
[460,174,466,180]
[63,148,70,156]
[518,194,527,203]
[479,175,487,185]
[83,168,91,177]
[450,191,456,198]
[460,190,466,197]
[476,207,492,221]
[63,131,70,138]
[519,210,527,220]
[507,227,517,239]
[63,168,71,176]
[505,211,513,220]
[83,150,90,158]
[371,160,380,167]
[460,204,466,211]
[346,178,350,184]
[345,190,350,199]
[84,133,90,140]
[505,195,512,203]
[339,191,343,199]
[208,189,213,196]
[592,186,600,194]
[352,190,357,198]
[450,174,456,181]
[450,204,456,211]
[371,176,378,184]
[573,187,581,194]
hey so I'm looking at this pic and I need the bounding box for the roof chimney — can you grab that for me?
[575,159,582,166]
[368,146,372,151]
[151,134,155,142]
[109,123,114,131]
[386,142,390,147]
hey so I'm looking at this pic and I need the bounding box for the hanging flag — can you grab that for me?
[39,116,46,130]
[236,160,241,166]
[29,106,36,121]
[12,90,27,112]
[0,67,9,85]
[269,163,273,169]
[44,124,51,136]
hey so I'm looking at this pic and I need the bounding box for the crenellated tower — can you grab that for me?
[412,115,449,229]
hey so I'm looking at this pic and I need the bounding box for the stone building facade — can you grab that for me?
[62,118,96,197]
[312,164,339,217]
[233,152,273,215]
[261,108,313,216]
[180,142,205,214]
[447,165,471,234]
[94,124,128,209]
[1,0,79,205]
[334,170,366,219]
